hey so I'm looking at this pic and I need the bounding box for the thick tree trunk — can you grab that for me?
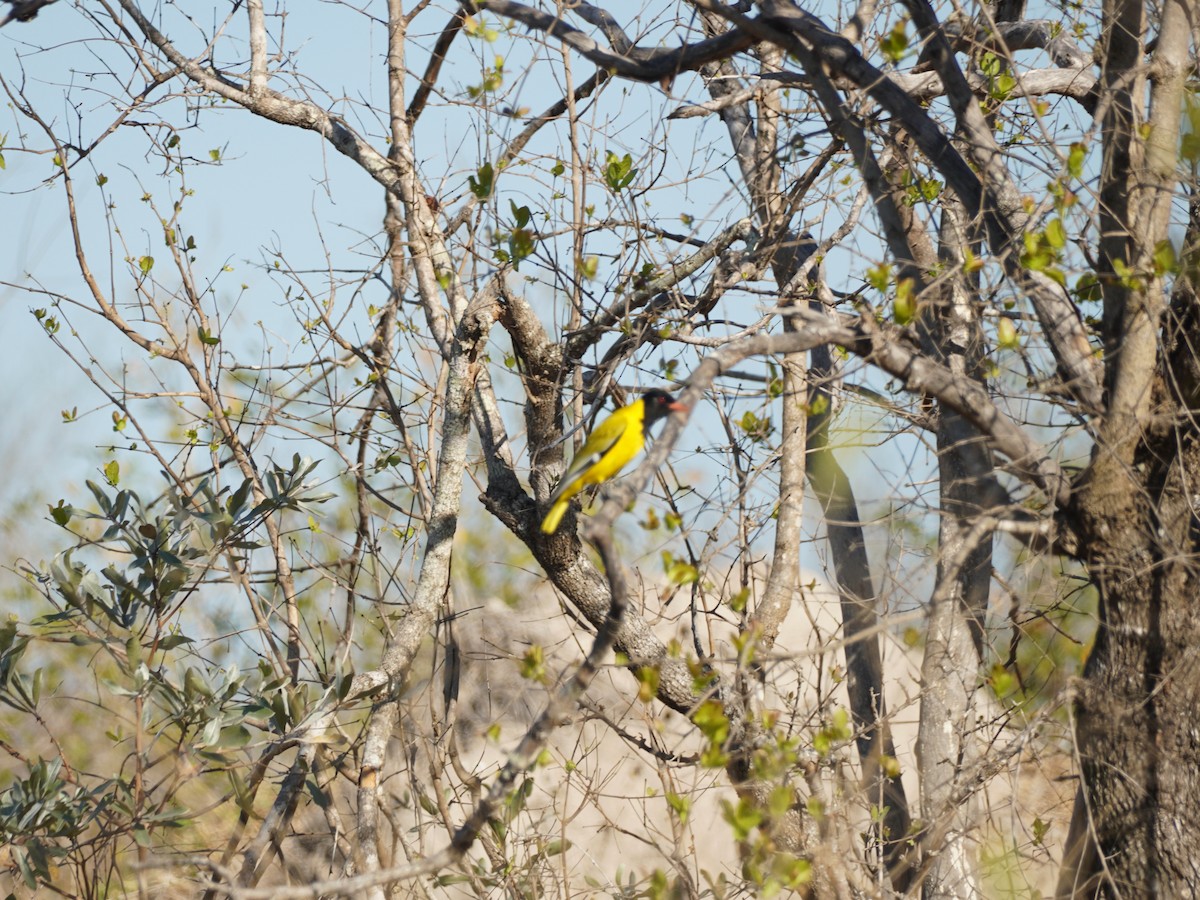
[1063,195,1200,895]
[1060,0,1200,891]
[1067,431,1200,896]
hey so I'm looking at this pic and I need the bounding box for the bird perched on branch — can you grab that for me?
[540,389,687,535]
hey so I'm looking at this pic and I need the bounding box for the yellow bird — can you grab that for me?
[540,390,687,535]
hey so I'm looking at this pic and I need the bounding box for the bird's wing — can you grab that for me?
[547,413,631,503]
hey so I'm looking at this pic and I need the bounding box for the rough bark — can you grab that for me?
[1060,0,1200,893]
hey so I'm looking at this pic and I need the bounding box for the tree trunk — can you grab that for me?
[1067,431,1200,896]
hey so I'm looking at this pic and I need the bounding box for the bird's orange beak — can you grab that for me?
[667,400,689,413]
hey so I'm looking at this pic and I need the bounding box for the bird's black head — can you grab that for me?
[642,389,687,425]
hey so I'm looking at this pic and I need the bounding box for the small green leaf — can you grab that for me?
[693,699,729,745]
[867,262,891,293]
[1067,142,1086,179]
[507,227,535,270]
[996,316,1020,350]
[603,151,637,192]
[468,161,495,199]
[635,665,660,703]
[893,278,916,325]
[1153,239,1178,276]
[197,327,220,345]
[880,19,909,63]
[1032,815,1050,846]
[721,797,764,842]
[138,256,154,275]
[518,645,547,683]
[666,791,691,825]
[729,587,750,613]
[1074,273,1102,303]
[989,662,1017,697]
[49,500,74,526]
[1044,218,1067,249]
[813,708,852,756]
[661,551,699,586]
[738,410,773,443]
[510,200,531,228]
[103,459,120,487]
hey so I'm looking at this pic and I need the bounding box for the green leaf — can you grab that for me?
[721,797,764,842]
[49,500,73,526]
[1067,141,1086,179]
[1044,218,1066,250]
[996,316,1020,350]
[507,227,535,269]
[880,19,909,63]
[103,460,120,487]
[813,708,852,756]
[635,665,660,703]
[738,410,773,443]
[227,478,253,516]
[1074,273,1102,303]
[603,151,637,192]
[518,645,546,683]
[1153,239,1178,276]
[217,724,252,749]
[138,256,154,275]
[661,551,699,585]
[197,327,220,346]
[866,262,891,293]
[893,277,916,325]
[1032,815,1050,846]
[510,200,531,228]
[468,161,495,199]
[666,791,691,824]
[729,587,750,613]
[991,71,1016,101]
[989,662,1017,697]
[463,14,500,41]
[693,699,729,745]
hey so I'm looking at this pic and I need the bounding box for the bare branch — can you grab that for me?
[466,0,755,80]
[246,0,267,96]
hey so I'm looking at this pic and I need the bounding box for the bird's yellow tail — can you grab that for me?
[540,498,570,534]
